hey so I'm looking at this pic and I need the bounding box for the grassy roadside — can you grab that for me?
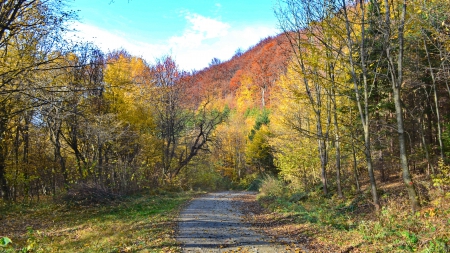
[0,191,199,252]
[245,177,450,252]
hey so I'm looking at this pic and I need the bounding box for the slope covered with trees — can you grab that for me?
[1,0,450,251]
[1,0,449,209]
[269,0,450,210]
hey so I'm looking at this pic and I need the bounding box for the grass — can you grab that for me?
[253,177,450,252]
[0,191,199,252]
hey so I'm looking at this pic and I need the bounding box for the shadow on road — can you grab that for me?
[177,191,304,253]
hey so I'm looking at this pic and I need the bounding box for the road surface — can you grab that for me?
[177,191,304,253]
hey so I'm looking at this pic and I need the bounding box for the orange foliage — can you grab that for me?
[187,34,291,110]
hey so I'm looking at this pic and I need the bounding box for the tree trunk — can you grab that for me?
[423,39,444,160]
[384,0,420,212]
[342,0,380,210]
[351,131,361,192]
[0,115,9,201]
[318,138,328,195]
[331,87,343,198]
[261,86,266,108]
[419,112,435,175]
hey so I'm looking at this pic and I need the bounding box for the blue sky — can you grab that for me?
[67,0,280,70]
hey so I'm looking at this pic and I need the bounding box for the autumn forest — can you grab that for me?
[1,0,450,251]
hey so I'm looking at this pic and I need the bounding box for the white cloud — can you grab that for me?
[169,13,230,49]
[67,22,166,60]
[68,13,277,70]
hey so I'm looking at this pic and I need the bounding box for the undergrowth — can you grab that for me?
[257,176,450,252]
[0,191,199,252]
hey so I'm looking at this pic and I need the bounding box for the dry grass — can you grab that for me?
[0,192,198,252]
[246,176,450,252]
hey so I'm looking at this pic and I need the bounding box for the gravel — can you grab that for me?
[177,191,304,253]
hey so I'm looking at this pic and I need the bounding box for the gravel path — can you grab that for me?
[177,191,304,253]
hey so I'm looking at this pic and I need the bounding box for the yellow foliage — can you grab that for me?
[103,54,154,127]
[213,113,248,181]
[236,75,259,112]
[432,159,450,190]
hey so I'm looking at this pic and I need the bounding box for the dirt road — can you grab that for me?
[177,191,304,253]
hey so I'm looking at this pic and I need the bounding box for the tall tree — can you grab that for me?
[382,0,420,211]
[0,0,73,200]
[151,56,226,181]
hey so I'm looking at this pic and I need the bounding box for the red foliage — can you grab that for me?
[187,34,292,109]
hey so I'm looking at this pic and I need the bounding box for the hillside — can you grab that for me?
[190,34,291,111]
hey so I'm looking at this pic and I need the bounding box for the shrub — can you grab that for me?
[432,159,450,193]
[239,173,261,191]
[62,183,118,206]
[288,192,308,202]
[258,176,285,199]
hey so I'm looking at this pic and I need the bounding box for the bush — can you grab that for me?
[432,159,450,193]
[288,192,308,202]
[237,173,261,191]
[62,183,118,206]
[423,238,449,253]
[258,176,285,199]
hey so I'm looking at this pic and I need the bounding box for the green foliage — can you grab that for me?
[246,126,276,174]
[21,227,49,253]
[443,121,450,158]
[181,164,229,191]
[288,192,308,202]
[243,174,263,191]
[222,104,231,119]
[243,108,260,118]
[0,237,12,247]
[423,238,449,253]
[357,206,422,251]
[248,109,270,141]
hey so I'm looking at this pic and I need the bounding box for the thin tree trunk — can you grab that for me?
[318,137,328,195]
[436,46,450,99]
[384,0,420,212]
[351,131,361,192]
[331,87,343,198]
[13,120,20,201]
[342,0,380,210]
[423,39,444,160]
[23,114,31,199]
[0,113,9,201]
[419,112,435,175]
[98,141,103,186]
[261,86,266,108]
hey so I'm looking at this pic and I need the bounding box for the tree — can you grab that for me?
[382,0,420,211]
[213,112,248,182]
[246,110,276,175]
[246,125,276,175]
[276,0,344,195]
[0,0,73,200]
[336,0,381,210]
[151,56,226,181]
[209,57,222,67]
